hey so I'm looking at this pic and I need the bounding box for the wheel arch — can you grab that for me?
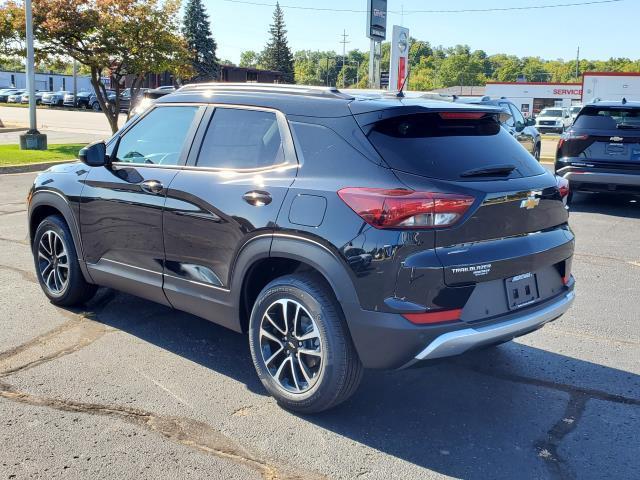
[231,233,361,333]
[29,190,93,283]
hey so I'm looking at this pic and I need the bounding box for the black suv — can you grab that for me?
[556,99,640,201]
[28,84,575,412]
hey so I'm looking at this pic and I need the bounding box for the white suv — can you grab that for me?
[535,107,572,134]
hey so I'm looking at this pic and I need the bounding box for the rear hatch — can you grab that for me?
[354,102,572,303]
[559,105,640,171]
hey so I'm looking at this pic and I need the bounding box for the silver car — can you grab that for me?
[21,91,46,105]
[41,90,70,106]
[7,90,27,103]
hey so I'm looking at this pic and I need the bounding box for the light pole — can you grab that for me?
[20,0,47,150]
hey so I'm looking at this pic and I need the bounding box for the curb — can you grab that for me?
[0,159,74,174]
[0,127,28,134]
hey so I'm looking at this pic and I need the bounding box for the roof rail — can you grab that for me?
[592,97,601,103]
[176,82,355,100]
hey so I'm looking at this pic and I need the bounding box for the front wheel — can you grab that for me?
[248,273,363,413]
[33,215,98,306]
[91,101,101,112]
[533,143,541,161]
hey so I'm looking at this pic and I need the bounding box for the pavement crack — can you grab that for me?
[534,393,588,480]
[459,363,640,407]
[0,381,322,480]
[0,209,26,217]
[0,236,29,246]
[0,263,37,283]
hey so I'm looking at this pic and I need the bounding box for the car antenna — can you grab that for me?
[396,68,410,98]
[622,97,627,105]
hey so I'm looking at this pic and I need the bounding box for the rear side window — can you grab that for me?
[197,108,285,169]
[574,107,640,130]
[367,113,545,180]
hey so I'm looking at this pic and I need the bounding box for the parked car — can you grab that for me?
[456,96,542,160]
[556,98,640,202]
[63,91,93,108]
[0,88,20,102]
[88,90,115,111]
[129,87,174,116]
[535,107,572,133]
[27,84,575,412]
[41,90,70,106]
[569,105,582,123]
[21,91,46,105]
[7,90,27,103]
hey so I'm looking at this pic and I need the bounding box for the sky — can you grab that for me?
[203,0,636,64]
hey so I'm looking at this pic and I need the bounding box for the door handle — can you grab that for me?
[242,190,272,206]
[140,179,164,195]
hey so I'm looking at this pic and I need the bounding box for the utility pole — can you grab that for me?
[20,0,47,150]
[340,29,349,88]
[575,46,580,80]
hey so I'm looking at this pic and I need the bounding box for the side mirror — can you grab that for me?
[526,118,536,127]
[79,141,108,167]
[515,121,525,132]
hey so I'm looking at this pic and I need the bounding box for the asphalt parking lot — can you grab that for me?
[0,171,638,480]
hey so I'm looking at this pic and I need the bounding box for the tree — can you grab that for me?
[239,50,261,68]
[260,2,294,83]
[182,0,218,81]
[16,0,193,133]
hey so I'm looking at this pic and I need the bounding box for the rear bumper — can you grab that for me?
[345,283,575,370]
[401,289,575,368]
[562,170,640,188]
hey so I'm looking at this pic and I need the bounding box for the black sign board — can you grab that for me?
[367,0,387,40]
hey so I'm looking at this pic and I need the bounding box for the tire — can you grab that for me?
[248,273,363,413]
[33,215,98,307]
[91,101,101,112]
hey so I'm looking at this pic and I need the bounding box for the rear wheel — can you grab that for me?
[33,215,97,306]
[248,273,363,413]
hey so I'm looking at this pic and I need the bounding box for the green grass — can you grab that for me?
[0,143,84,166]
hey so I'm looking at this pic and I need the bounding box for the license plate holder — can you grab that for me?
[505,272,539,310]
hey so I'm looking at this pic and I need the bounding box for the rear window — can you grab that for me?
[574,106,640,130]
[367,113,545,180]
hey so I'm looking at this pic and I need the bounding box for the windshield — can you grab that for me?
[574,107,640,129]
[570,106,581,114]
[540,109,563,118]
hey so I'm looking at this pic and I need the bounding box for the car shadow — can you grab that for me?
[84,289,640,480]
[570,192,640,218]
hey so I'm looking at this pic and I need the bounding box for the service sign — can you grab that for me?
[367,0,387,40]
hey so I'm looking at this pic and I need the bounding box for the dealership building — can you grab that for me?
[484,81,583,117]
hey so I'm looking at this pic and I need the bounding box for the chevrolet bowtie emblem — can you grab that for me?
[610,136,624,142]
[520,195,540,210]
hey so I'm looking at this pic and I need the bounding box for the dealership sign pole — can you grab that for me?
[389,25,409,92]
[367,0,387,89]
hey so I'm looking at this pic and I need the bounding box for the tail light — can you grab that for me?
[403,309,462,325]
[556,176,570,199]
[337,188,475,229]
[558,132,589,149]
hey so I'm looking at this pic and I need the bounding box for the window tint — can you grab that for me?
[499,103,515,127]
[197,108,284,169]
[115,106,199,165]
[574,106,640,130]
[367,113,545,181]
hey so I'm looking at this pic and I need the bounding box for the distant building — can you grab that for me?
[485,81,583,117]
[582,72,640,102]
[0,70,93,92]
[219,65,284,83]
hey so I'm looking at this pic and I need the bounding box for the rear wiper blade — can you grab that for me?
[616,123,640,129]
[460,164,516,178]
